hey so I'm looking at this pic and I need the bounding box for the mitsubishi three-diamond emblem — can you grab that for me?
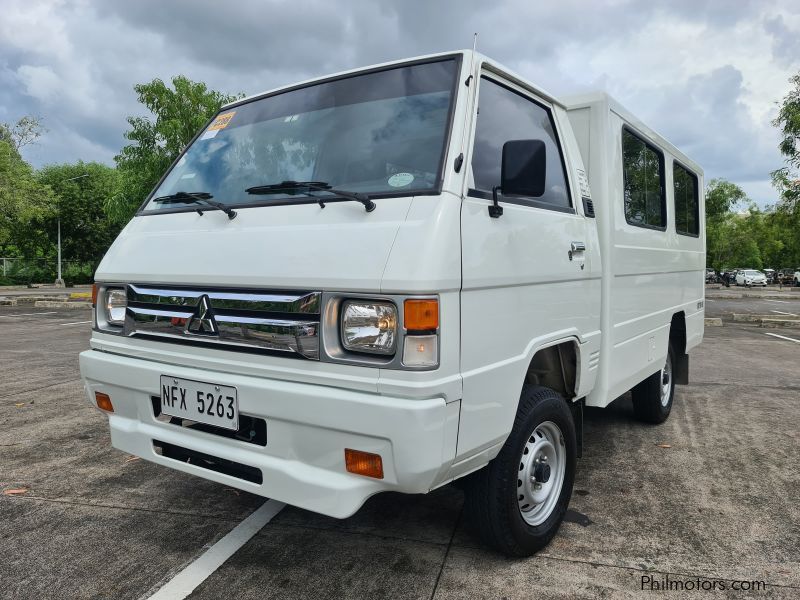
[186,295,218,335]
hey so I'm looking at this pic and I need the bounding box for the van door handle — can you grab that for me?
[568,241,586,263]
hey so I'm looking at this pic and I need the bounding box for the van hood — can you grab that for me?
[96,198,415,292]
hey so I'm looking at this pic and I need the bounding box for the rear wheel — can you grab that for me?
[631,345,675,424]
[465,385,576,557]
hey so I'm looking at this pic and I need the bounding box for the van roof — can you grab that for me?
[223,50,566,111]
[563,92,703,175]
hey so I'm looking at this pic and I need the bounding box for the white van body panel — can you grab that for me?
[565,93,705,407]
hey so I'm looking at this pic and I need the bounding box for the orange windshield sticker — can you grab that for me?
[207,111,236,131]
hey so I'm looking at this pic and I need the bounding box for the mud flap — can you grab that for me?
[674,353,689,385]
[570,398,584,458]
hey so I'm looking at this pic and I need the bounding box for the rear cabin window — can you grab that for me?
[622,128,666,229]
[673,162,699,236]
[471,77,571,210]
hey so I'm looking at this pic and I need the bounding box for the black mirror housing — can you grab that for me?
[488,139,547,218]
[502,139,546,197]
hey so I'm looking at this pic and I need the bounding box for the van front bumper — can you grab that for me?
[79,349,459,518]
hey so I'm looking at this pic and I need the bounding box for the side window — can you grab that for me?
[471,77,571,209]
[673,162,699,236]
[622,128,666,229]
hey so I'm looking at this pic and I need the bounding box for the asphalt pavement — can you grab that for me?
[1,301,798,599]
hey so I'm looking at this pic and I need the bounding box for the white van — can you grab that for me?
[80,51,704,556]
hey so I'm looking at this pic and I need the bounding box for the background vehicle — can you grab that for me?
[735,269,767,287]
[80,51,705,557]
[776,268,795,285]
[763,268,775,284]
[705,268,717,283]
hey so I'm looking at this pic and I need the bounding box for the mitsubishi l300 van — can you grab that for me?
[80,50,705,556]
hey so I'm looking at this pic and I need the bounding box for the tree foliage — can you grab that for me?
[0,115,46,152]
[705,178,800,272]
[771,72,800,214]
[36,162,122,269]
[0,140,54,259]
[109,75,241,223]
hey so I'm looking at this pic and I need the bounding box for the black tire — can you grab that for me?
[464,385,576,557]
[631,344,675,424]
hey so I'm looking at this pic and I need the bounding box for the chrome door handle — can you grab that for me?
[568,241,586,264]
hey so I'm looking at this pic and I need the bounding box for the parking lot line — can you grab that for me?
[60,320,92,326]
[764,332,800,344]
[764,299,788,304]
[0,311,58,317]
[146,499,285,600]
[770,310,798,316]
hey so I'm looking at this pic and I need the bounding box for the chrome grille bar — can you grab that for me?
[124,285,321,359]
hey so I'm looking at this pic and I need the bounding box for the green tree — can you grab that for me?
[36,162,122,271]
[0,140,54,259]
[704,179,748,271]
[109,76,241,223]
[772,72,800,212]
[0,115,46,152]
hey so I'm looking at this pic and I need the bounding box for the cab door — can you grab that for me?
[457,72,601,461]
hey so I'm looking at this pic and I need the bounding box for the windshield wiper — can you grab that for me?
[151,191,237,220]
[245,181,376,212]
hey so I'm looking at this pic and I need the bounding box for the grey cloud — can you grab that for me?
[1,0,795,208]
[764,15,800,68]
[632,65,779,181]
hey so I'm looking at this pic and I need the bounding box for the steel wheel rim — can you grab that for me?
[660,353,672,407]
[517,420,566,526]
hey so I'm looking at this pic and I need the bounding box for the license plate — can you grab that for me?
[160,376,238,431]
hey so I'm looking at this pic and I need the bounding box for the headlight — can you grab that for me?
[104,288,127,326]
[341,301,397,354]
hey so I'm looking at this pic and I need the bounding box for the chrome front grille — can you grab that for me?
[124,285,321,359]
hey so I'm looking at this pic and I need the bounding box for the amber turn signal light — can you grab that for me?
[344,448,383,479]
[91,283,98,307]
[95,392,114,412]
[404,299,438,331]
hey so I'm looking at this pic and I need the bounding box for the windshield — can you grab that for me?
[744,270,760,276]
[142,58,459,212]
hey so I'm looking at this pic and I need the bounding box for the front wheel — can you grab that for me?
[465,385,576,557]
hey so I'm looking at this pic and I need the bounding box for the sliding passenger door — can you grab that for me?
[457,73,601,462]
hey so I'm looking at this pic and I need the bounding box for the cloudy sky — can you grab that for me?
[2,0,799,206]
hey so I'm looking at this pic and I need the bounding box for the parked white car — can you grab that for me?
[736,269,767,287]
[80,51,705,557]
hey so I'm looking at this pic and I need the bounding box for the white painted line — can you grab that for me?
[705,298,715,302]
[770,310,798,316]
[765,299,787,304]
[0,311,58,318]
[60,320,92,326]
[146,499,285,600]
[765,332,800,344]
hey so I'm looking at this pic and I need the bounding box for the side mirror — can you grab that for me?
[489,139,547,218]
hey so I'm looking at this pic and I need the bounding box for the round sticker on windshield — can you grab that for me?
[388,172,414,187]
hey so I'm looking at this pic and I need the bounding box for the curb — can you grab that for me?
[704,318,723,327]
[13,295,69,305]
[732,313,800,322]
[33,301,92,309]
[760,319,800,329]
